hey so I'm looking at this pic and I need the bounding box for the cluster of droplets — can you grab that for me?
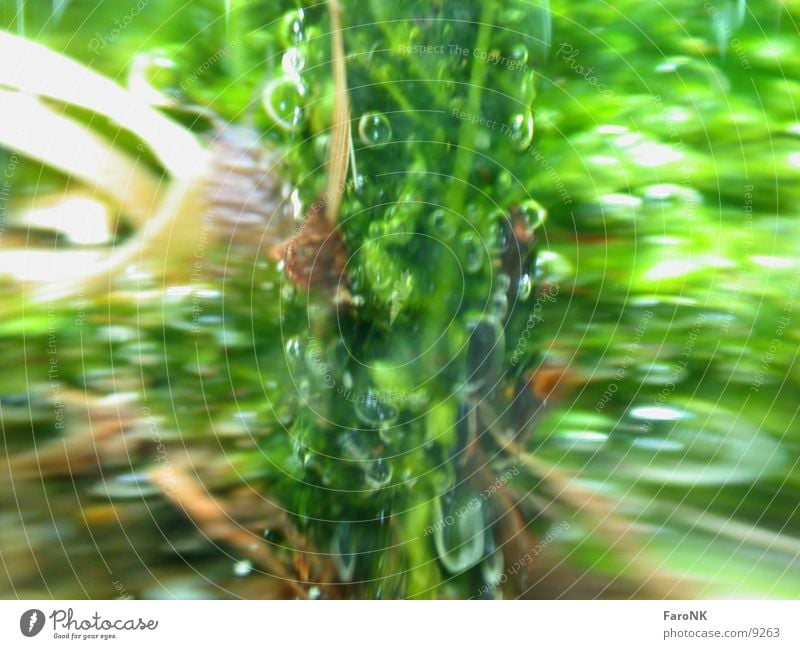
[261,10,307,132]
[256,2,566,596]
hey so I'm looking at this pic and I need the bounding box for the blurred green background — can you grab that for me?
[0,0,798,599]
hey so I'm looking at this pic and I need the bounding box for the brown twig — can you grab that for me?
[487,419,696,598]
[150,465,310,599]
[2,389,138,479]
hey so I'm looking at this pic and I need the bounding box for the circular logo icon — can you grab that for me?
[20,609,45,637]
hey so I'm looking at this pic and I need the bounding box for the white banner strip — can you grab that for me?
[1,600,798,648]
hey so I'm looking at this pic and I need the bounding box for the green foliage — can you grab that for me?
[2,0,799,598]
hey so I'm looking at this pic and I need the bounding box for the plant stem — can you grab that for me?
[449,3,494,219]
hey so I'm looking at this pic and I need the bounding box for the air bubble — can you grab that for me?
[262,78,305,132]
[516,199,547,238]
[488,217,509,253]
[354,389,399,428]
[433,489,486,574]
[281,47,305,81]
[491,291,508,319]
[460,232,484,273]
[284,336,304,371]
[331,523,356,582]
[481,533,505,587]
[534,250,572,284]
[510,110,535,150]
[280,9,305,47]
[365,458,392,488]
[510,44,529,66]
[431,209,456,240]
[358,112,392,147]
[233,560,253,577]
[517,273,533,300]
[465,318,504,393]
[495,272,511,294]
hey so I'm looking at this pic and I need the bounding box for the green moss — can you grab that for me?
[3,0,800,599]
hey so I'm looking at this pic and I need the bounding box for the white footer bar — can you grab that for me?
[1,600,797,647]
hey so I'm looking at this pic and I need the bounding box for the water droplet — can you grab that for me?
[389,218,412,241]
[481,533,505,587]
[517,273,532,300]
[284,336,306,374]
[358,112,392,148]
[465,318,504,394]
[313,133,330,164]
[431,209,456,240]
[233,559,253,577]
[516,199,547,239]
[488,217,509,253]
[520,70,538,104]
[331,523,356,582]
[534,250,572,284]
[281,47,305,81]
[262,78,304,132]
[354,389,399,428]
[495,272,511,294]
[340,429,372,460]
[460,232,484,273]
[491,291,508,319]
[509,110,535,150]
[474,130,492,151]
[280,8,305,46]
[433,488,486,574]
[510,44,529,67]
[365,458,392,488]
